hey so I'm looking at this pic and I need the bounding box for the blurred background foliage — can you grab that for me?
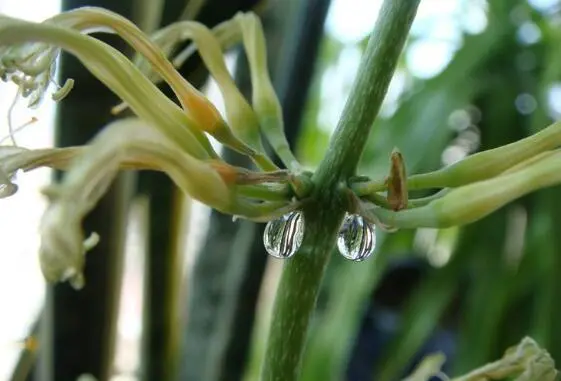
[5,0,561,380]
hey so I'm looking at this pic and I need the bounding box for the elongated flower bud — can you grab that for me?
[0,14,216,159]
[407,120,561,189]
[46,7,227,137]
[159,22,263,147]
[32,118,237,287]
[386,148,408,211]
[139,19,277,168]
[370,150,561,229]
[39,199,99,289]
[235,12,301,171]
[44,8,276,168]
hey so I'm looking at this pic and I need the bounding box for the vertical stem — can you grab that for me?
[261,206,344,381]
[314,0,420,185]
[260,1,421,380]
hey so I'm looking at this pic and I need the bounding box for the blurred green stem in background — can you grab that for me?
[259,1,421,380]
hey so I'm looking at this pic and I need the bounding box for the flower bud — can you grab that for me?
[144,19,274,165]
[235,12,300,171]
[0,14,216,159]
[386,148,408,211]
[39,198,99,289]
[47,8,263,160]
[408,120,561,189]
[371,150,561,229]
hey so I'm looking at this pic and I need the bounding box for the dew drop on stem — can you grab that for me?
[263,211,304,259]
[337,213,376,262]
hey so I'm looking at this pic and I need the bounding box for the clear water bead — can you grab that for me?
[263,211,304,259]
[337,214,376,262]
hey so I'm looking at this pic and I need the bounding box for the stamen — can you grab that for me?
[7,89,20,146]
[0,116,38,145]
[110,101,128,115]
[51,78,74,102]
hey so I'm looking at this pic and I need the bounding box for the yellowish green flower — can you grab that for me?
[0,8,299,287]
[2,6,561,292]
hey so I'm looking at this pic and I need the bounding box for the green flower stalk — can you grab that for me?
[261,1,422,380]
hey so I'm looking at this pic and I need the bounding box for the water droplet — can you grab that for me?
[263,211,304,259]
[337,214,376,262]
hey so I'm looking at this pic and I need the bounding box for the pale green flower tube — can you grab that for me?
[119,18,239,92]
[0,145,78,197]
[354,120,561,195]
[236,12,301,171]
[25,116,295,288]
[171,19,241,76]
[406,120,561,189]
[47,7,229,138]
[369,150,561,228]
[151,20,265,152]
[37,118,232,288]
[0,15,215,159]
[43,7,276,169]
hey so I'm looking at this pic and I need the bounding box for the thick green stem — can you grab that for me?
[314,0,420,186]
[260,1,420,380]
[260,204,344,381]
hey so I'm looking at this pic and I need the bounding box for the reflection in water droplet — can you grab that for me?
[337,214,376,262]
[263,211,304,259]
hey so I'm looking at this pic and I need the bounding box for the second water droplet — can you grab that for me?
[337,214,376,262]
[263,211,304,259]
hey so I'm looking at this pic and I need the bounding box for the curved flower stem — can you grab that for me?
[236,184,291,201]
[363,189,449,209]
[260,1,421,380]
[352,177,387,194]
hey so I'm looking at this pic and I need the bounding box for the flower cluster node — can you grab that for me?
[2,6,560,288]
[0,8,303,287]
